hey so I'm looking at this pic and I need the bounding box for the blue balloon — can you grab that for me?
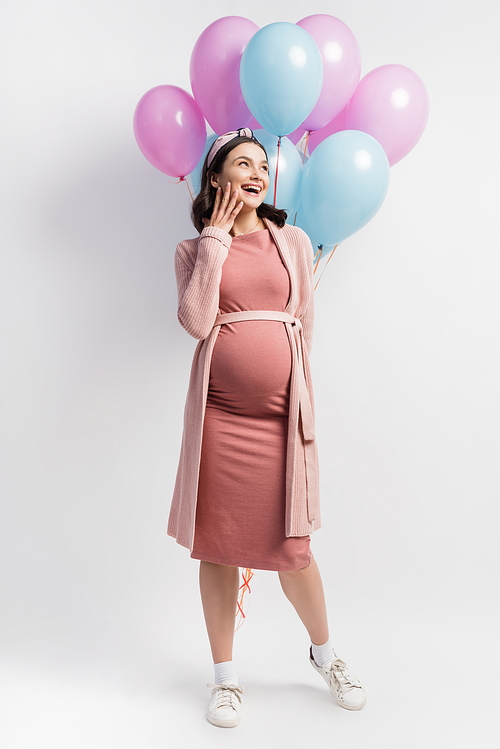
[289,202,336,257]
[288,202,318,248]
[240,22,323,137]
[189,132,218,195]
[253,129,303,216]
[301,130,390,246]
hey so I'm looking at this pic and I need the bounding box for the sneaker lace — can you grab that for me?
[329,659,362,694]
[207,683,244,710]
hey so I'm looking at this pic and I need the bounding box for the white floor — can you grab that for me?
[3,596,499,749]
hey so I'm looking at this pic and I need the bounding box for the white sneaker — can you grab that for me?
[206,682,244,727]
[309,647,366,711]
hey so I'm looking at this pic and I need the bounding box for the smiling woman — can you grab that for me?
[209,142,270,233]
[190,129,287,235]
[167,128,366,728]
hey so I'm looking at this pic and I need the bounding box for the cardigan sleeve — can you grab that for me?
[175,226,232,340]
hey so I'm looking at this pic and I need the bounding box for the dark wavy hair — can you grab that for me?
[191,135,288,234]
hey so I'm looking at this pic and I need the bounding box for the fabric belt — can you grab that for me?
[213,310,315,442]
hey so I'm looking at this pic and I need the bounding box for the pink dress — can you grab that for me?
[190,229,312,571]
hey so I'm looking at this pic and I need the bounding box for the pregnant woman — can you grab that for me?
[167,128,366,727]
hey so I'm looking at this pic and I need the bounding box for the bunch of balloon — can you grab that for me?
[133,13,429,272]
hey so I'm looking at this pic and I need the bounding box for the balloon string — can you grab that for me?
[167,176,194,202]
[273,137,281,208]
[313,246,323,273]
[302,131,311,164]
[314,245,338,291]
[184,177,194,202]
[291,132,310,226]
[234,567,254,632]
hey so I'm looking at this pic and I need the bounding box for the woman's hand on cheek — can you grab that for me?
[203,182,243,234]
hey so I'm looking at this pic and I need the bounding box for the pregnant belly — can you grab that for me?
[207,321,292,416]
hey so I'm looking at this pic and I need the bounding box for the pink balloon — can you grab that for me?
[133,85,206,178]
[307,105,347,154]
[296,14,361,132]
[345,64,429,166]
[190,16,259,135]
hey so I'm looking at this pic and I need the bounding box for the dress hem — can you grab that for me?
[189,549,313,572]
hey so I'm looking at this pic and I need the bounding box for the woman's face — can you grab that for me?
[211,142,270,211]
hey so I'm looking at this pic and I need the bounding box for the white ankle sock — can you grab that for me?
[311,639,337,668]
[214,660,238,685]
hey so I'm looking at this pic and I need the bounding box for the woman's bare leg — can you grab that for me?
[278,556,329,645]
[199,561,240,663]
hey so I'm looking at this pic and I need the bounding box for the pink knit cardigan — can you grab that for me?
[167,218,321,551]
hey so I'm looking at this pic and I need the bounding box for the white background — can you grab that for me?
[2,0,499,746]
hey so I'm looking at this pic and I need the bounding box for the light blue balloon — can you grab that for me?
[288,202,336,257]
[288,202,319,248]
[240,22,323,137]
[189,133,218,195]
[302,130,390,246]
[253,129,303,216]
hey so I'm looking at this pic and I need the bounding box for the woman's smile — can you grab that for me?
[240,183,263,196]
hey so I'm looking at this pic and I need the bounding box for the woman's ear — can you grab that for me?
[210,173,220,189]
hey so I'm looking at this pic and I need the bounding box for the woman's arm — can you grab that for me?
[175,183,244,339]
[175,227,232,340]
